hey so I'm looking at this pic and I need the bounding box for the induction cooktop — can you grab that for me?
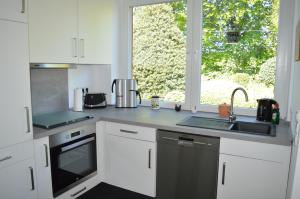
[33,111,93,129]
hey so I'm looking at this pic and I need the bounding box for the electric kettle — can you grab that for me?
[111,79,142,108]
[256,98,277,122]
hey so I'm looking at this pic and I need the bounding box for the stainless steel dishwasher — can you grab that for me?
[156,130,220,199]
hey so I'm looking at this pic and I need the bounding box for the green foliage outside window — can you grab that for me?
[132,0,278,106]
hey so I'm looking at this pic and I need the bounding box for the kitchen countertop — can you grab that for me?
[33,106,292,146]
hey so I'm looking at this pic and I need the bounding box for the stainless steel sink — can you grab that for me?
[230,121,275,136]
[177,116,276,137]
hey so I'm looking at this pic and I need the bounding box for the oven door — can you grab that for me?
[50,133,97,197]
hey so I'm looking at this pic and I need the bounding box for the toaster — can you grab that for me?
[84,93,107,109]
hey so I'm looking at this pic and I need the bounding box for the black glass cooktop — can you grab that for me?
[33,111,93,129]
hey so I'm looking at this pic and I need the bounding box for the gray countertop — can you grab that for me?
[33,106,292,146]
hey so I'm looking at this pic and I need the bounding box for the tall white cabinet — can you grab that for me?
[0,16,32,149]
[0,2,36,199]
[28,0,113,64]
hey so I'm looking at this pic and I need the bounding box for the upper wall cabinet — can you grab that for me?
[28,0,113,65]
[0,0,28,23]
[28,0,78,64]
[78,0,113,64]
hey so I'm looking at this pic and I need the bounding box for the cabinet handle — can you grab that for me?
[120,129,138,134]
[71,186,86,197]
[80,39,85,58]
[29,167,35,191]
[25,107,31,133]
[44,144,49,167]
[72,38,78,58]
[0,156,12,163]
[222,162,226,185]
[148,149,151,169]
[21,0,25,13]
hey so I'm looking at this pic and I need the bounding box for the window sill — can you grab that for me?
[140,100,257,117]
[199,104,257,117]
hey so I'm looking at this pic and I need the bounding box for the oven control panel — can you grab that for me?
[49,124,96,147]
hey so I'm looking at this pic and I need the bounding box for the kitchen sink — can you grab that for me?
[230,121,275,136]
[177,116,233,131]
[177,116,276,137]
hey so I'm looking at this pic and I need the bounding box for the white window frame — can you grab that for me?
[120,0,293,118]
[128,0,193,111]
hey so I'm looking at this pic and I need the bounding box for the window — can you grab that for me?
[132,1,187,104]
[200,0,279,108]
[126,0,291,116]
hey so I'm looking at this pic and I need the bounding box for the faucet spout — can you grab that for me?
[229,87,249,123]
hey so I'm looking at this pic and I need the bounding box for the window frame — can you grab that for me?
[122,0,293,118]
[129,0,192,110]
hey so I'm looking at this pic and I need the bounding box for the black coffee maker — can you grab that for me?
[256,98,277,122]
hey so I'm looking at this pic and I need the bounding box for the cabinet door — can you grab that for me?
[78,0,113,64]
[217,154,288,199]
[34,137,53,199]
[0,0,27,23]
[106,134,156,197]
[0,158,37,199]
[28,0,78,63]
[0,20,32,149]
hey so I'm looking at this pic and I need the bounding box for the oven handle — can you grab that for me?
[61,137,95,152]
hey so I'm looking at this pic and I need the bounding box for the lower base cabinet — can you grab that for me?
[217,154,288,199]
[34,137,53,199]
[217,138,290,199]
[105,129,156,197]
[0,158,37,199]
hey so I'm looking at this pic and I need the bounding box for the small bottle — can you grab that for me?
[272,103,280,125]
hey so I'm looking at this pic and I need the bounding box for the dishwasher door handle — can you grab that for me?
[161,136,212,147]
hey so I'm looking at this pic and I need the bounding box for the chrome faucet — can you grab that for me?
[229,87,249,123]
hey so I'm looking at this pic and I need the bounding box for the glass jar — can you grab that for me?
[151,96,160,110]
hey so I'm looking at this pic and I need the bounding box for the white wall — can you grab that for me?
[68,65,112,108]
[286,0,300,198]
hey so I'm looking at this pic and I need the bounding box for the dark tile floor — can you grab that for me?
[77,183,154,199]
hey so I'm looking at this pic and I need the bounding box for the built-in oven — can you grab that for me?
[49,124,97,197]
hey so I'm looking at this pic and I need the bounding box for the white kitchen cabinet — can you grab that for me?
[217,138,291,199]
[34,137,53,199]
[106,134,157,197]
[0,0,28,23]
[218,154,287,199]
[28,0,113,64]
[104,122,157,197]
[0,158,37,199]
[28,0,78,64]
[0,20,32,149]
[78,0,113,64]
